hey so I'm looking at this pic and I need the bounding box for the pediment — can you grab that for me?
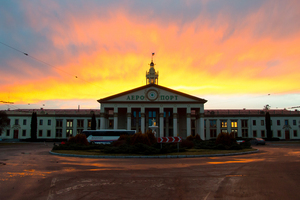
[98,84,207,104]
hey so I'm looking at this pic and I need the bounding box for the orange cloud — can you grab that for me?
[1,1,299,107]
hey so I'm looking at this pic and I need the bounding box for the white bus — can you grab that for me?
[82,130,136,144]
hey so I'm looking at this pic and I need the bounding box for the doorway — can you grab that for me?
[13,130,19,139]
[285,130,290,140]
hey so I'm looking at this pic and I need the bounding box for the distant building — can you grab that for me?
[1,58,300,140]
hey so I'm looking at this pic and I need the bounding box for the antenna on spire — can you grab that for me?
[151,52,155,62]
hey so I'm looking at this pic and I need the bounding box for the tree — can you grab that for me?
[91,113,96,130]
[0,111,9,135]
[265,111,272,139]
[30,112,37,140]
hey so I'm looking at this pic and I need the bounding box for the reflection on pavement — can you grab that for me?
[208,158,265,164]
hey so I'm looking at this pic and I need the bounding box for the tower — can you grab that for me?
[146,53,159,85]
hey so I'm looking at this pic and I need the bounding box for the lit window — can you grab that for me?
[66,120,73,128]
[221,120,227,128]
[231,120,237,128]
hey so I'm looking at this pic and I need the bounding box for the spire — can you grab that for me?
[146,53,159,85]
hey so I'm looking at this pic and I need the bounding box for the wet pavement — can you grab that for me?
[1,143,300,199]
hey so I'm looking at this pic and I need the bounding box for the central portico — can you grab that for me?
[98,57,207,139]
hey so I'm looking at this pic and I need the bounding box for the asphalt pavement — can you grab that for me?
[1,142,300,200]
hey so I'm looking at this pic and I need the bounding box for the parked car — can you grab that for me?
[250,138,265,145]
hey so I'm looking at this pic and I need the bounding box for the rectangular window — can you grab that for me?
[253,120,256,126]
[209,120,217,128]
[98,119,100,129]
[261,120,264,126]
[242,129,248,137]
[47,130,51,137]
[261,130,265,138]
[241,120,248,128]
[277,130,281,137]
[39,119,43,126]
[277,120,280,126]
[38,130,43,137]
[88,119,92,128]
[23,119,27,125]
[66,119,73,128]
[210,129,217,138]
[293,120,296,126]
[56,129,62,137]
[285,120,289,125]
[221,120,227,128]
[231,129,238,138]
[56,119,63,127]
[6,129,10,136]
[15,119,19,125]
[77,119,84,128]
[66,129,73,137]
[294,130,297,137]
[231,120,237,128]
[22,130,26,136]
[253,130,257,137]
[48,120,51,126]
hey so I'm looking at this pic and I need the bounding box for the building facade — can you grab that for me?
[1,59,300,140]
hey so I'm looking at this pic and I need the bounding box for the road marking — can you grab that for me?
[47,178,56,200]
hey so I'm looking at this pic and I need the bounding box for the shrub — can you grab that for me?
[216,132,236,147]
[186,134,202,141]
[180,139,194,149]
[130,131,157,146]
[68,134,89,146]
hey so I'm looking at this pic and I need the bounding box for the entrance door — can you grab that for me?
[285,130,290,140]
[13,130,19,139]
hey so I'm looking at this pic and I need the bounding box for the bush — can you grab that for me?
[180,139,194,149]
[216,132,236,147]
[68,134,89,146]
[130,131,157,146]
[186,134,202,141]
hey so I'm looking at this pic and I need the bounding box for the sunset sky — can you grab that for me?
[0,0,299,110]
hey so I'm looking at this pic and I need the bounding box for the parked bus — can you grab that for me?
[81,129,136,144]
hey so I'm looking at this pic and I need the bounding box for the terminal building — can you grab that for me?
[1,59,300,140]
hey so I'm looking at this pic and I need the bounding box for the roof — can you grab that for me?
[2,109,100,117]
[97,84,207,103]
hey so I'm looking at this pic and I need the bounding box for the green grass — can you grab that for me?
[52,148,256,157]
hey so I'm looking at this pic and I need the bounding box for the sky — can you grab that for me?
[0,0,299,110]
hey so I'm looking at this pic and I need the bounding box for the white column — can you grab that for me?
[200,114,205,140]
[186,107,191,137]
[206,119,210,140]
[159,113,164,137]
[217,119,221,135]
[113,107,118,129]
[173,114,178,136]
[141,107,145,133]
[227,119,231,133]
[238,119,242,137]
[159,106,164,137]
[173,107,178,136]
[127,107,131,130]
[100,105,105,130]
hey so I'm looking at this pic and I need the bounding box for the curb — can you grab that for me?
[49,149,259,159]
